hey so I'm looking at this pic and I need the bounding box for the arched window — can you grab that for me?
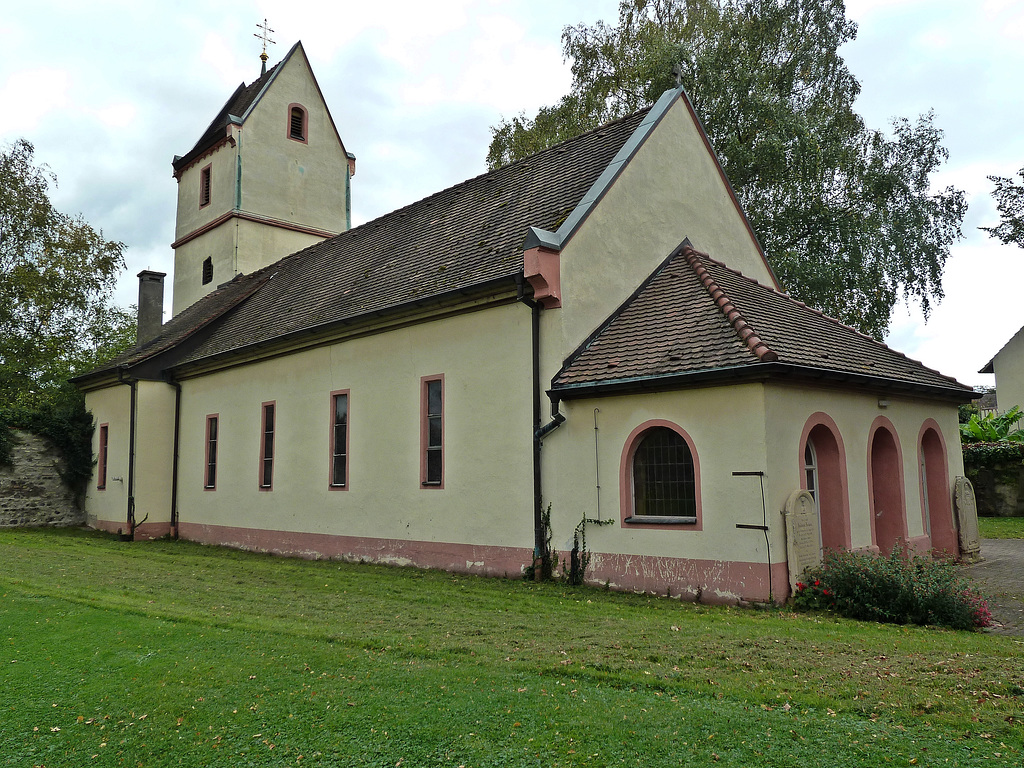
[288,104,308,143]
[632,427,695,519]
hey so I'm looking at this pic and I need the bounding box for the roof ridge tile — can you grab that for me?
[699,253,964,387]
[681,246,778,363]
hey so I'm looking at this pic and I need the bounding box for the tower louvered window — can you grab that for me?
[290,106,306,141]
[202,257,213,285]
[199,165,211,207]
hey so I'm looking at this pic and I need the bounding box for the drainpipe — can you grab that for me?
[167,376,182,539]
[517,275,566,579]
[116,366,137,540]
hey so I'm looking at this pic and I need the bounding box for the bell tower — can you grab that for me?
[170,37,355,316]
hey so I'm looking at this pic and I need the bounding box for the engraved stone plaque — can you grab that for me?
[954,476,982,563]
[784,489,821,592]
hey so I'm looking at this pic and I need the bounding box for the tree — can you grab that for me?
[488,0,966,338]
[0,138,134,408]
[981,167,1024,248]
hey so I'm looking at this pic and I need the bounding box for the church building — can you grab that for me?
[74,43,978,603]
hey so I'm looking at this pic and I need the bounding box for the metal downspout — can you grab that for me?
[168,377,182,539]
[116,367,137,540]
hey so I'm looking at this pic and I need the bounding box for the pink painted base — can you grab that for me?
[178,522,531,580]
[587,551,790,604]
[91,518,171,540]
[87,519,790,603]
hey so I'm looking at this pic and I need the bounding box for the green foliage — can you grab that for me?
[0,138,134,404]
[487,0,966,338]
[959,405,1024,443]
[792,548,992,631]
[981,165,1024,248]
[962,440,1024,470]
[0,138,136,489]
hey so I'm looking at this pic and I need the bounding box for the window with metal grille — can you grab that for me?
[97,424,108,490]
[202,257,213,285]
[205,415,218,489]
[260,402,275,489]
[330,392,348,488]
[289,105,306,141]
[199,165,211,207]
[632,427,695,518]
[422,376,443,486]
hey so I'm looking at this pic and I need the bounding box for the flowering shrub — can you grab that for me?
[792,547,993,631]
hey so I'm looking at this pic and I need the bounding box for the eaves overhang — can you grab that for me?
[549,362,975,404]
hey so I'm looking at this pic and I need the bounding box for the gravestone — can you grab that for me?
[784,489,820,592]
[954,476,982,563]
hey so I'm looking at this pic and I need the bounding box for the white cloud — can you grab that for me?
[0,69,70,134]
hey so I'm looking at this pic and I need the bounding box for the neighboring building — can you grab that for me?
[74,46,975,604]
[981,328,1024,415]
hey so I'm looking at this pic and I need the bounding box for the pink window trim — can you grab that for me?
[328,389,350,491]
[204,414,219,491]
[917,419,958,556]
[287,103,309,144]
[258,401,276,492]
[866,415,908,552]
[797,412,852,551]
[199,163,212,208]
[618,419,702,530]
[419,374,444,489]
[97,423,108,490]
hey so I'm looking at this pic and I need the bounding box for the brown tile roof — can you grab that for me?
[552,245,971,400]
[171,46,291,173]
[73,272,269,382]
[84,107,651,380]
[170,108,652,366]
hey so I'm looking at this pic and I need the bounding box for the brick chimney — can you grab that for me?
[136,270,166,345]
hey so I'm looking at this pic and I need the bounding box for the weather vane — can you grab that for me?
[255,19,276,75]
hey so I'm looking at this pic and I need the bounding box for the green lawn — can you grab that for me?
[1,528,1022,767]
[979,516,1024,539]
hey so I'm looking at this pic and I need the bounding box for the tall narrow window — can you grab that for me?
[259,402,275,490]
[421,375,443,487]
[288,104,308,142]
[199,164,212,207]
[330,391,349,488]
[97,423,109,490]
[205,415,218,490]
[202,256,213,285]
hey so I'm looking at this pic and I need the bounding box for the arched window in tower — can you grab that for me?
[288,104,308,143]
[202,257,213,285]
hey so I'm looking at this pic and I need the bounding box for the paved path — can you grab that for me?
[966,539,1024,637]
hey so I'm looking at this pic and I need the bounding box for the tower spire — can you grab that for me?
[254,18,276,76]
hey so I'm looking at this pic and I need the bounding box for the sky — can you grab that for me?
[1,0,1022,389]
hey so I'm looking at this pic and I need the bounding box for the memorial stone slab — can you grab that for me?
[784,489,821,592]
[954,476,982,563]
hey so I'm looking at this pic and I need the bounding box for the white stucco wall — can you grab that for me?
[83,384,131,532]
[173,302,535,556]
[548,94,775,368]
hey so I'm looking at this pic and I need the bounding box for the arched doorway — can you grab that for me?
[920,422,958,556]
[799,415,851,554]
[869,421,907,555]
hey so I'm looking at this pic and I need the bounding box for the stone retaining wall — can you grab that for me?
[0,430,83,528]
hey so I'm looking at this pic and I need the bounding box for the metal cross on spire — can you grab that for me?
[255,19,276,76]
